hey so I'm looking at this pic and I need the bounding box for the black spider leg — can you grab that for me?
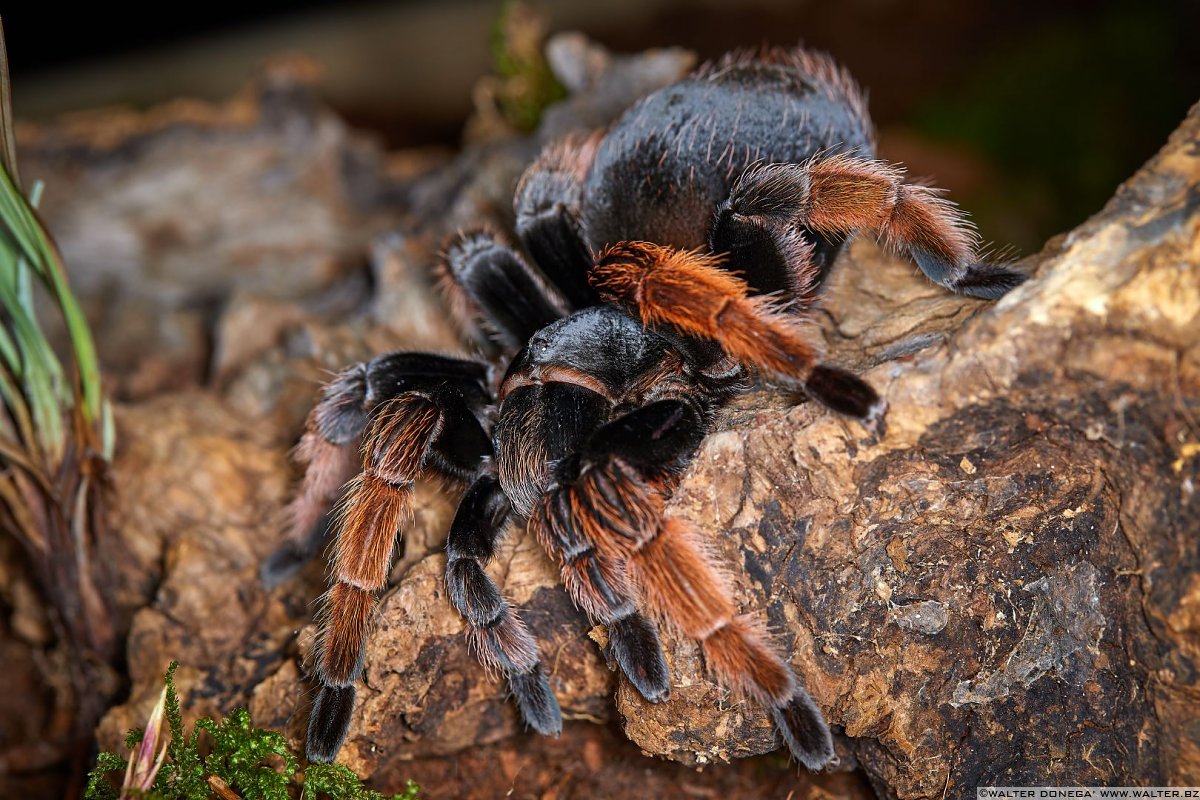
[721,158,1026,299]
[710,186,832,303]
[514,134,601,310]
[495,376,672,703]
[445,473,562,735]
[578,396,710,482]
[262,353,491,588]
[444,231,568,352]
[536,488,672,706]
[306,378,492,762]
[572,397,703,699]
[707,209,883,424]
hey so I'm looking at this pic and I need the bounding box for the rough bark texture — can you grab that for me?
[2,37,1196,800]
[636,106,1200,792]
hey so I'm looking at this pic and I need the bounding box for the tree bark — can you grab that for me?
[256,100,1199,796]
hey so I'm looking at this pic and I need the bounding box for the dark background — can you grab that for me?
[5,0,1199,252]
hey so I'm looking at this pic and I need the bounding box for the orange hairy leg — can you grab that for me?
[520,388,676,706]
[591,243,885,431]
[261,364,371,588]
[262,353,495,588]
[592,242,819,379]
[290,353,494,763]
[534,397,834,768]
[306,394,442,762]
[722,153,1025,299]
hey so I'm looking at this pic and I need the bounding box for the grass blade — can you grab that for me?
[0,17,18,188]
[0,277,65,458]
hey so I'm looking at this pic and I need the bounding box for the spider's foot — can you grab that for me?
[509,666,563,736]
[952,260,1028,299]
[306,684,356,763]
[609,613,672,703]
[804,365,887,437]
[771,689,835,771]
[260,537,320,589]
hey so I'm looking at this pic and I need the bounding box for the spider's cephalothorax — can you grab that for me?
[264,47,1025,769]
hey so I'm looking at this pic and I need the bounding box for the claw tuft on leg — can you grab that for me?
[804,364,887,435]
[509,666,563,736]
[306,685,356,763]
[771,689,835,771]
[608,613,672,703]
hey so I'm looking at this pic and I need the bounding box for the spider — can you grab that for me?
[262,46,1025,770]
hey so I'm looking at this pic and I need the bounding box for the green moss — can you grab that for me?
[85,662,418,800]
[303,765,419,800]
[196,708,296,798]
[84,752,127,800]
[160,661,208,799]
[489,1,566,132]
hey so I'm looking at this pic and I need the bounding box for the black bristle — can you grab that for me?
[953,261,1028,299]
[805,365,887,435]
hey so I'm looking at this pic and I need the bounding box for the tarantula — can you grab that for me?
[262,46,1024,769]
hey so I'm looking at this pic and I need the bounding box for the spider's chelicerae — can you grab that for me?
[263,46,1025,768]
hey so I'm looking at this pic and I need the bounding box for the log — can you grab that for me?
[10,40,1194,799]
[256,100,1200,793]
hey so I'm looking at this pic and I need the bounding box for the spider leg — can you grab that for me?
[535,397,834,769]
[721,154,1026,298]
[590,243,886,431]
[514,132,603,310]
[516,392,677,705]
[445,473,562,735]
[709,193,828,305]
[533,497,672,704]
[262,353,490,588]
[305,381,491,762]
[442,230,568,352]
[262,364,370,588]
[535,479,676,705]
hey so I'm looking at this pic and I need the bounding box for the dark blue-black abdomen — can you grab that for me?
[581,49,875,251]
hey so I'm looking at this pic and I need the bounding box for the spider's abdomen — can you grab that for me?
[581,49,874,252]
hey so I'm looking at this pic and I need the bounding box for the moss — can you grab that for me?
[303,765,419,800]
[489,1,566,132]
[85,662,417,800]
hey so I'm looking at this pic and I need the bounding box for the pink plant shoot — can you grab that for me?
[120,686,168,799]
